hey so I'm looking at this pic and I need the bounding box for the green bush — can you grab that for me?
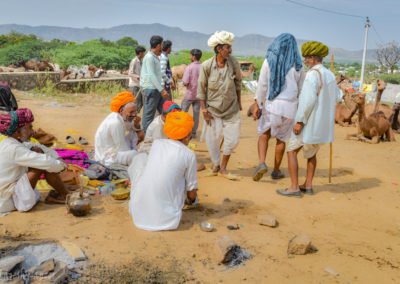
[378,73,400,84]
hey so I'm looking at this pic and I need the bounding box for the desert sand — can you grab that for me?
[1,90,400,283]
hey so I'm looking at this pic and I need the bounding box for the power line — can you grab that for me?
[286,0,365,20]
[371,24,385,44]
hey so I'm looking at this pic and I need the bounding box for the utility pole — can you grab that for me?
[359,16,370,92]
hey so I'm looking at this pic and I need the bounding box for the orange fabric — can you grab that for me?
[164,111,194,140]
[110,91,135,112]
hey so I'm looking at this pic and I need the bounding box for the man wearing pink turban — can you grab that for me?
[0,108,70,213]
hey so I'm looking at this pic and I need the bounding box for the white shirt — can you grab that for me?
[294,64,343,144]
[139,115,166,152]
[0,137,64,213]
[94,112,138,166]
[131,139,198,231]
[255,60,305,119]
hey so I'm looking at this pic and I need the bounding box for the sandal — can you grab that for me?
[205,170,218,177]
[78,137,89,145]
[253,162,268,181]
[66,136,76,144]
[299,186,314,195]
[271,171,285,180]
[219,172,240,181]
[45,193,66,205]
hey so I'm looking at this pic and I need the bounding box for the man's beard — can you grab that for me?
[124,120,134,130]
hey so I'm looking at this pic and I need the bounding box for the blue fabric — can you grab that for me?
[4,111,19,136]
[266,33,302,101]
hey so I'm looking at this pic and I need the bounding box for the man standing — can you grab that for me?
[95,91,144,166]
[130,111,198,231]
[128,46,146,112]
[277,41,342,197]
[252,34,304,181]
[140,35,169,132]
[160,40,175,100]
[197,31,242,180]
[182,49,202,138]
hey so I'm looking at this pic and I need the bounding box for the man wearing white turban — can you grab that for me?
[197,31,242,180]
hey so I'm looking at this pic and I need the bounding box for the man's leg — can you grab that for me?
[302,154,317,189]
[181,98,190,112]
[27,168,69,201]
[142,89,158,132]
[287,147,302,192]
[204,120,221,172]
[273,139,285,173]
[220,116,241,175]
[192,100,201,136]
[258,130,271,164]
[133,87,143,113]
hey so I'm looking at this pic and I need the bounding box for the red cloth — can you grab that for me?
[162,101,181,114]
[0,108,34,134]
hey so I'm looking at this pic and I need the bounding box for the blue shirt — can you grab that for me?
[140,51,163,91]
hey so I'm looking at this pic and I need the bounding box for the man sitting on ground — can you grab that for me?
[95,91,144,166]
[130,111,198,231]
[0,108,70,213]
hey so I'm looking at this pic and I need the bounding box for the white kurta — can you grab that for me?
[293,64,343,144]
[255,60,304,141]
[94,112,138,166]
[0,137,64,213]
[130,139,198,231]
[139,115,166,152]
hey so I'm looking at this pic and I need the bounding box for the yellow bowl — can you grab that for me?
[111,188,130,200]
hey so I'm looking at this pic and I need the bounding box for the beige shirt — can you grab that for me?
[197,56,242,120]
[128,57,141,87]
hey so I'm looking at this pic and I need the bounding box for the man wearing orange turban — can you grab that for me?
[130,111,198,231]
[94,91,144,166]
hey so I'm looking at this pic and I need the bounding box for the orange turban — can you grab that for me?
[164,111,194,140]
[110,91,135,112]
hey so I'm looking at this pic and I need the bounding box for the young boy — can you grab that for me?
[181,49,202,137]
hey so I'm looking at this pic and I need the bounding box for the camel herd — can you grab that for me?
[335,77,399,144]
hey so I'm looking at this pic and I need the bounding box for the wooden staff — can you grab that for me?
[329,55,334,183]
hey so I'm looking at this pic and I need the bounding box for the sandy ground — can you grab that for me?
[1,90,400,283]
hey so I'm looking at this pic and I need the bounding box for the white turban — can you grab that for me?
[207,31,235,50]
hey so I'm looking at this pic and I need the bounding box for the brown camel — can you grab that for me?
[392,103,400,133]
[171,64,187,91]
[347,93,395,143]
[364,80,393,120]
[335,91,358,127]
[37,60,54,71]
[18,60,38,71]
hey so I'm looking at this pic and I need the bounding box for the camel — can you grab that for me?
[364,80,393,120]
[392,103,400,133]
[18,60,38,71]
[347,93,395,144]
[37,60,54,72]
[60,69,72,80]
[171,64,187,90]
[335,92,358,127]
[0,68,3,72]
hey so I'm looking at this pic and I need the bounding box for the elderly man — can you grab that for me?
[160,40,175,100]
[0,108,69,213]
[140,35,170,132]
[130,111,198,231]
[197,31,242,180]
[95,91,144,166]
[128,46,146,112]
[252,33,305,181]
[277,41,342,197]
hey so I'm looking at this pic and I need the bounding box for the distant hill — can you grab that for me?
[0,23,377,62]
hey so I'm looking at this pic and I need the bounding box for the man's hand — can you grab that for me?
[252,103,261,120]
[292,122,304,135]
[238,101,243,111]
[133,116,141,128]
[170,81,176,91]
[161,89,169,99]
[31,146,44,154]
[203,110,213,126]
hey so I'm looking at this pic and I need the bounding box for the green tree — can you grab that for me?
[116,36,138,47]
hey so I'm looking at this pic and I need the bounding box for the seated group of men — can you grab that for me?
[0,91,198,231]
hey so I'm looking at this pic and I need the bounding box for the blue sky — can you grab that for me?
[1,0,399,50]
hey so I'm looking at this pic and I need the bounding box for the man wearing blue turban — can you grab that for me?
[252,33,305,181]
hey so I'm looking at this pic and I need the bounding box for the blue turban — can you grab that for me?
[266,33,302,101]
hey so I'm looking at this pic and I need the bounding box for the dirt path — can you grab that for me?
[1,91,400,283]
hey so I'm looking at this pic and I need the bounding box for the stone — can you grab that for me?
[28,258,55,276]
[287,234,312,255]
[257,214,277,227]
[215,236,237,263]
[0,255,25,273]
[221,198,231,203]
[50,261,69,284]
[61,241,86,261]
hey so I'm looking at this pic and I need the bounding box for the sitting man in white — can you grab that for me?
[130,111,198,231]
[139,100,181,152]
[95,91,144,166]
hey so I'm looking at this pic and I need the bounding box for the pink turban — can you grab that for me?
[0,108,34,135]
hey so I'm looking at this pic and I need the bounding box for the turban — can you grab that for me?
[110,91,135,112]
[164,111,194,140]
[163,101,181,115]
[0,108,34,136]
[207,31,235,50]
[301,41,329,58]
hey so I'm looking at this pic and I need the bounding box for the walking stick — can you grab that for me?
[329,55,334,183]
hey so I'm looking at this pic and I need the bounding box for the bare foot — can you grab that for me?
[212,165,220,173]
[219,168,229,175]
